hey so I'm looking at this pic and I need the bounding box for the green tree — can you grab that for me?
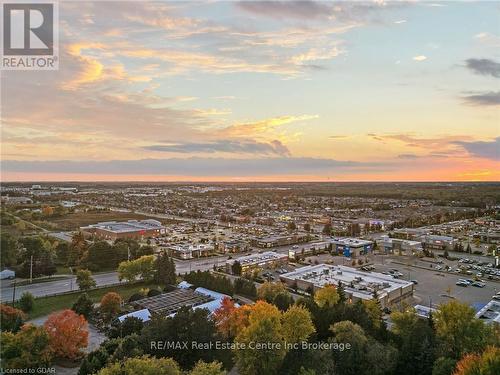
[97,355,181,375]
[189,361,226,375]
[257,282,287,303]
[155,250,177,285]
[76,269,97,291]
[18,292,35,313]
[0,233,19,268]
[231,260,242,276]
[0,324,52,369]
[72,293,94,319]
[434,300,488,359]
[391,310,436,375]
[118,255,155,282]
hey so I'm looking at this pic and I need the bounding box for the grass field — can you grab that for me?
[40,210,175,231]
[27,282,159,319]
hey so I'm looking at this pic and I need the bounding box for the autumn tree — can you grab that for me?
[96,355,181,375]
[76,269,97,291]
[0,304,26,332]
[100,292,122,321]
[0,324,52,368]
[44,309,89,360]
[281,305,315,344]
[314,284,339,308]
[453,346,500,375]
[69,232,88,266]
[213,297,238,338]
[234,301,287,375]
[257,282,286,303]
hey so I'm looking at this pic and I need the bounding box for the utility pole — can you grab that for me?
[30,255,33,284]
[12,280,16,304]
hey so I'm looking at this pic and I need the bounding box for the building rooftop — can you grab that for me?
[329,237,373,247]
[281,264,413,300]
[82,219,164,233]
[475,299,500,324]
[227,251,287,267]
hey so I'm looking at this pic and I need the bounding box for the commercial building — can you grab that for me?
[329,238,373,258]
[165,243,215,260]
[288,241,331,259]
[226,251,288,274]
[280,264,414,308]
[218,240,250,254]
[380,237,423,255]
[251,233,309,248]
[421,235,457,250]
[80,219,165,240]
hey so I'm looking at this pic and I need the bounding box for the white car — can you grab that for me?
[0,269,15,280]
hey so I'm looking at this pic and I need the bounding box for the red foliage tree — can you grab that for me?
[44,309,88,360]
[100,292,122,321]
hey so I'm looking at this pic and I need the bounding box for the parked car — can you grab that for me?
[0,269,15,280]
[410,280,418,285]
[456,281,468,287]
[472,282,485,288]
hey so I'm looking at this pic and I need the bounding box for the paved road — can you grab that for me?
[0,272,120,302]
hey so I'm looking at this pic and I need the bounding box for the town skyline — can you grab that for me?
[1,1,499,182]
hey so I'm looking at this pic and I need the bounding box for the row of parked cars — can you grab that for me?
[455,278,486,288]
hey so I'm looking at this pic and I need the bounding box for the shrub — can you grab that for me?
[0,304,26,332]
[18,292,35,313]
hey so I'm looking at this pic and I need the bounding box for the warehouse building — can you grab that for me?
[280,264,414,308]
[80,219,166,240]
[288,241,331,259]
[226,251,288,274]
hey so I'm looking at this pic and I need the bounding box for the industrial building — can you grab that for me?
[329,238,374,258]
[280,264,414,308]
[226,251,288,274]
[80,219,166,240]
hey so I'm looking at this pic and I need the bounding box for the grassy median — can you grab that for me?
[27,282,159,319]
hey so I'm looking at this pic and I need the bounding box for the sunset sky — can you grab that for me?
[1,0,499,181]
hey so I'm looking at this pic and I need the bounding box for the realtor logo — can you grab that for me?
[1,1,58,70]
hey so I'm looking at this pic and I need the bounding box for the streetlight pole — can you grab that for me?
[30,255,33,284]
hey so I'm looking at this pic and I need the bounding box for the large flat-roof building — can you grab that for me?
[226,251,288,274]
[80,219,165,240]
[280,264,414,308]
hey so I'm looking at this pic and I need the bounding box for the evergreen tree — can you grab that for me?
[337,281,346,304]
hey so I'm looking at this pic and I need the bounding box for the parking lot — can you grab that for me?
[294,252,499,308]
